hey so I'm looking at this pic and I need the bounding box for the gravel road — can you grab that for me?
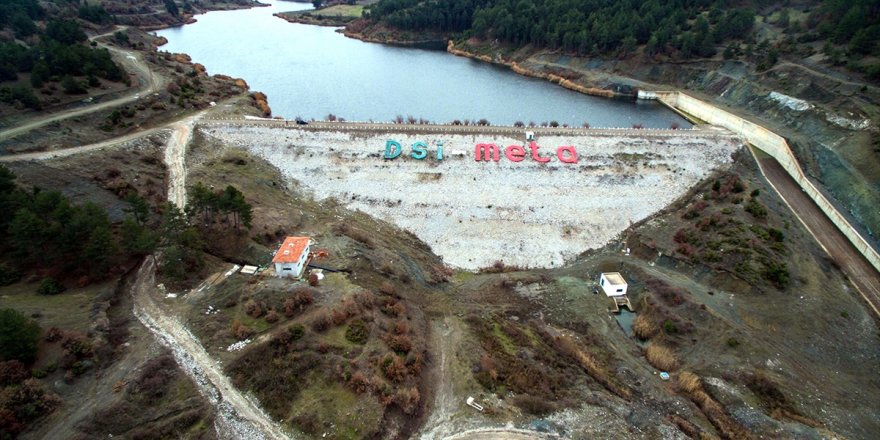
[132,257,292,440]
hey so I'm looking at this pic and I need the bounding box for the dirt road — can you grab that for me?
[132,257,292,440]
[0,28,164,142]
[418,318,463,439]
[165,114,200,207]
[757,156,880,316]
[0,127,165,163]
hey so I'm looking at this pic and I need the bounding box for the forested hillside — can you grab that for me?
[0,0,127,110]
[365,0,880,79]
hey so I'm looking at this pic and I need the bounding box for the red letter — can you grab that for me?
[505,145,525,162]
[475,143,500,162]
[556,146,578,164]
[528,141,551,163]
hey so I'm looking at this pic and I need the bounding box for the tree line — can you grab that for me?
[0,166,253,286]
[366,0,879,74]
[0,1,127,110]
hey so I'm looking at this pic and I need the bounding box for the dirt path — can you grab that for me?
[0,28,164,142]
[0,126,165,163]
[756,155,880,316]
[165,114,200,207]
[132,256,292,440]
[418,317,463,439]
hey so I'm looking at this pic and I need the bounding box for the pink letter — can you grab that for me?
[556,146,578,164]
[475,143,500,162]
[529,141,551,163]
[505,145,525,162]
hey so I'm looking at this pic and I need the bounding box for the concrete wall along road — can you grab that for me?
[654,91,880,274]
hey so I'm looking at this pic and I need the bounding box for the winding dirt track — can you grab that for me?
[0,28,164,142]
[132,257,291,440]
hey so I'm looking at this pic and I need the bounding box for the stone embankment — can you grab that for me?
[201,122,740,270]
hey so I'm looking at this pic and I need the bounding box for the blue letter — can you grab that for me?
[411,141,428,160]
[384,140,401,159]
[436,141,444,160]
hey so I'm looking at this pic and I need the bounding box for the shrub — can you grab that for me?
[244,299,264,318]
[288,324,305,341]
[311,314,329,332]
[330,309,349,326]
[767,228,784,242]
[264,310,279,323]
[393,387,420,414]
[231,320,252,340]
[645,343,679,371]
[383,301,405,317]
[387,334,412,354]
[380,353,407,382]
[0,360,30,386]
[283,287,314,317]
[308,273,319,286]
[378,281,395,296]
[726,337,740,348]
[750,189,760,197]
[349,371,370,394]
[37,278,66,296]
[345,319,369,344]
[663,319,678,334]
[0,309,41,363]
[677,371,702,394]
[745,199,767,219]
[632,314,658,340]
[762,259,790,289]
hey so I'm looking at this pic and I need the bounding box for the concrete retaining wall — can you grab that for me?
[654,91,880,274]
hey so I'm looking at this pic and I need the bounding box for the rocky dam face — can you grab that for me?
[202,124,742,270]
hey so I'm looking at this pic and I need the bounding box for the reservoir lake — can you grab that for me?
[156,0,688,128]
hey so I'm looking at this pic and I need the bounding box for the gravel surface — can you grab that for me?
[132,257,291,440]
[203,125,740,270]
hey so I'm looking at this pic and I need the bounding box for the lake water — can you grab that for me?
[156,0,687,127]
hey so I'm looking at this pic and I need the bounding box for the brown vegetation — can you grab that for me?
[677,371,755,440]
[632,313,659,340]
[250,92,271,117]
[645,343,679,371]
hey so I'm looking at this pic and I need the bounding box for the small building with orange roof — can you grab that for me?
[273,236,311,279]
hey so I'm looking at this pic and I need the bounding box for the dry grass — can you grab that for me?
[633,313,659,340]
[677,370,755,440]
[677,370,702,393]
[645,343,679,371]
[552,333,632,400]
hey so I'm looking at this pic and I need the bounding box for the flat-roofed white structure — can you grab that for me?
[599,272,628,297]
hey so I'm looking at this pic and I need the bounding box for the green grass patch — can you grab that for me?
[0,280,112,331]
[314,5,363,18]
[492,322,517,355]
[287,376,382,439]
[323,325,358,351]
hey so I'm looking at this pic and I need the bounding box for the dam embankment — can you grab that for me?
[200,121,740,270]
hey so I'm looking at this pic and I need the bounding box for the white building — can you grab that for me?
[599,272,628,297]
[273,236,311,279]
